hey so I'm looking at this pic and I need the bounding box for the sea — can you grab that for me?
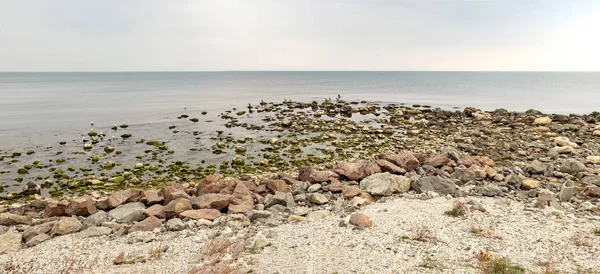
[1,71,599,146]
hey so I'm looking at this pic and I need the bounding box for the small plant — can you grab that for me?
[570,231,592,247]
[475,249,526,274]
[411,225,437,242]
[397,235,410,241]
[190,118,199,122]
[418,256,440,269]
[593,228,600,236]
[444,200,468,217]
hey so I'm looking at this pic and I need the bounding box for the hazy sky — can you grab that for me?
[0,0,599,71]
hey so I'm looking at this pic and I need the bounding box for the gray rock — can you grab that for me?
[451,167,476,184]
[308,193,329,205]
[293,193,307,202]
[265,191,295,208]
[127,232,156,244]
[411,176,457,195]
[580,176,600,186]
[74,226,112,238]
[306,210,331,220]
[108,202,146,223]
[360,172,411,196]
[291,181,310,195]
[166,218,185,231]
[560,159,586,175]
[477,184,503,197]
[307,184,322,193]
[83,210,108,227]
[0,231,22,254]
[50,217,83,237]
[247,210,273,220]
[526,160,546,174]
[504,173,522,189]
[25,233,51,247]
[0,213,32,226]
[22,221,55,242]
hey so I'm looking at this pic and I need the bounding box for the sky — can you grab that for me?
[0,0,599,71]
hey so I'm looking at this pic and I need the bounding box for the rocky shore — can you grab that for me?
[1,101,600,273]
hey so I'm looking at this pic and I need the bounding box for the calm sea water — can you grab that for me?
[1,71,599,146]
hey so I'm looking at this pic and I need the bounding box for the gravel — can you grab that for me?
[1,196,599,273]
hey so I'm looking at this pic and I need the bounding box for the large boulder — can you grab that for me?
[375,159,406,174]
[163,198,192,218]
[107,189,142,208]
[197,175,235,195]
[44,200,69,218]
[139,190,164,206]
[451,167,476,184]
[180,209,221,220]
[380,151,420,172]
[129,216,163,232]
[411,176,457,195]
[360,172,411,196]
[83,210,108,227]
[0,213,32,226]
[308,193,329,205]
[194,194,233,210]
[22,221,54,242]
[423,155,456,168]
[65,195,97,217]
[298,166,339,183]
[341,184,361,199]
[560,159,586,175]
[143,204,166,219]
[333,161,381,181]
[228,181,255,214]
[0,231,22,254]
[266,180,292,193]
[108,202,146,223]
[159,182,191,204]
[50,217,83,237]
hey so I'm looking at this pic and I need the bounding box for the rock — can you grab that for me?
[594,130,600,137]
[252,232,270,249]
[139,190,163,206]
[560,159,586,175]
[333,161,381,180]
[65,195,97,217]
[265,191,295,208]
[375,159,406,174]
[457,156,476,168]
[83,210,108,227]
[473,156,495,167]
[307,184,321,193]
[180,209,221,220]
[163,198,192,218]
[308,193,329,205]
[74,226,112,238]
[291,181,310,195]
[126,232,156,244]
[533,116,552,126]
[526,160,546,174]
[351,197,369,207]
[323,179,343,192]
[411,176,457,195]
[553,146,573,154]
[195,194,233,210]
[143,204,166,219]
[248,210,273,220]
[522,179,540,190]
[22,182,41,195]
[555,136,579,148]
[50,217,83,236]
[160,182,192,203]
[298,166,340,183]
[423,155,455,168]
[505,173,522,189]
[349,213,373,228]
[288,215,304,222]
[0,231,22,254]
[166,218,186,231]
[341,184,361,199]
[477,184,502,197]
[108,202,146,223]
[360,172,411,196]
[587,156,600,165]
[266,180,292,193]
[129,216,163,232]
[23,222,54,242]
[197,175,235,195]
[228,181,255,213]
[95,198,110,211]
[25,233,50,247]
[484,166,497,179]
[380,151,420,171]
[306,210,331,220]
[107,189,142,208]
[0,213,32,226]
[451,167,476,183]
[584,186,600,198]
[44,200,69,218]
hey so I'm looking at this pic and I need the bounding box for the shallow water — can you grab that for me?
[1,71,599,195]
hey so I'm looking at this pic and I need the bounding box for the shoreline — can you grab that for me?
[2,99,600,272]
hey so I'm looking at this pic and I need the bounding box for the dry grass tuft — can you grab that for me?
[444,200,468,217]
[474,249,526,274]
[411,224,437,242]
